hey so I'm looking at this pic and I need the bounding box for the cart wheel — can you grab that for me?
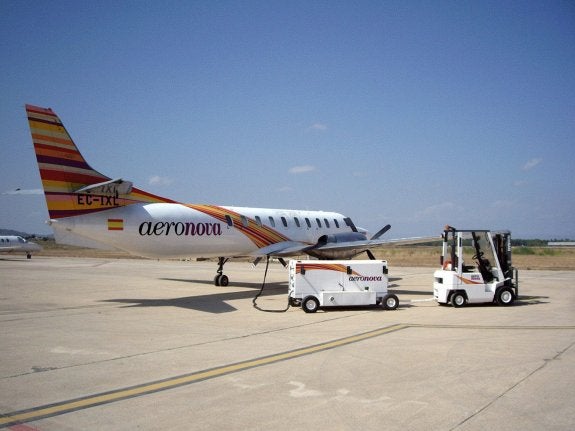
[302,296,320,313]
[451,292,466,308]
[382,294,399,310]
[496,287,514,306]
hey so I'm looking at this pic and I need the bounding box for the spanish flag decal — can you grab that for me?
[108,219,124,231]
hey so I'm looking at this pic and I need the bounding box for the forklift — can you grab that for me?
[433,226,519,307]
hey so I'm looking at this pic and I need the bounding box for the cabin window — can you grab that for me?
[255,216,262,226]
[225,215,234,227]
[294,217,301,228]
[268,216,276,227]
[240,215,249,227]
[334,219,340,228]
[305,218,312,228]
[316,218,322,228]
[324,218,330,228]
[281,216,288,227]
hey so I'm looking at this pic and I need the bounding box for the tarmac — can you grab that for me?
[0,256,574,430]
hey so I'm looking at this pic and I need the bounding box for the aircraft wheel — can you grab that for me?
[451,292,467,308]
[497,287,514,306]
[215,274,229,286]
[382,294,399,310]
[302,296,320,313]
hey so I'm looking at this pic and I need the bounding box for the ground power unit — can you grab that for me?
[288,260,398,313]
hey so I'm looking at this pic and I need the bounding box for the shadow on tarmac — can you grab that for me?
[102,281,288,314]
[160,278,288,290]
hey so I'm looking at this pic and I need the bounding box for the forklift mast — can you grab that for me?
[492,231,513,279]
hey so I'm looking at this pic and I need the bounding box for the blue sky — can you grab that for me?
[1,1,574,239]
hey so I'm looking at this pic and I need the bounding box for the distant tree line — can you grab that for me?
[512,239,573,246]
[400,239,573,247]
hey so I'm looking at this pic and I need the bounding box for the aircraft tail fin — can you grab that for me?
[26,104,172,219]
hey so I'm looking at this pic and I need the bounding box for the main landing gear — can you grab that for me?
[214,257,229,286]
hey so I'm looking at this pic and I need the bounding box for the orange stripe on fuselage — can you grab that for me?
[187,204,290,248]
[296,263,361,276]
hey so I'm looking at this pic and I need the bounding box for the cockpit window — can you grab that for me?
[225,215,234,227]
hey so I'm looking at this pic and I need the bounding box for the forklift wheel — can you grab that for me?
[496,288,515,306]
[382,294,399,310]
[451,292,467,308]
[302,296,320,313]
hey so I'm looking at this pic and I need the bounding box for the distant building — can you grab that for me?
[548,242,575,247]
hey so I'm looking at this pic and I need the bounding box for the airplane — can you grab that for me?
[0,235,42,259]
[25,104,432,285]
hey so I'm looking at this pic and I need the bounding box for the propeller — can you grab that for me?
[365,224,391,260]
[370,224,391,240]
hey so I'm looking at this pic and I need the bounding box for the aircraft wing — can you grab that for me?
[250,234,439,260]
[311,235,440,251]
[250,241,313,257]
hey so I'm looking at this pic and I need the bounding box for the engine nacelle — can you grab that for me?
[306,232,368,260]
[316,232,367,246]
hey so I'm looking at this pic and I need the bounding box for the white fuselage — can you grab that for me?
[50,203,354,259]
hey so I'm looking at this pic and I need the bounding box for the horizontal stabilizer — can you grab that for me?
[75,178,133,195]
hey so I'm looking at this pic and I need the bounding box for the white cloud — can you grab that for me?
[277,186,293,193]
[289,165,316,174]
[148,175,173,186]
[412,201,463,222]
[522,158,542,171]
[308,123,327,131]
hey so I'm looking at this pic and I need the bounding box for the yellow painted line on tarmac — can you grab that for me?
[407,323,575,330]
[0,324,408,428]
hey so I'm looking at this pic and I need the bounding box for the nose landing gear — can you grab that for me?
[214,257,229,286]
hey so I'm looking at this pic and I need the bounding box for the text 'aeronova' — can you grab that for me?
[139,221,223,236]
[348,276,384,282]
